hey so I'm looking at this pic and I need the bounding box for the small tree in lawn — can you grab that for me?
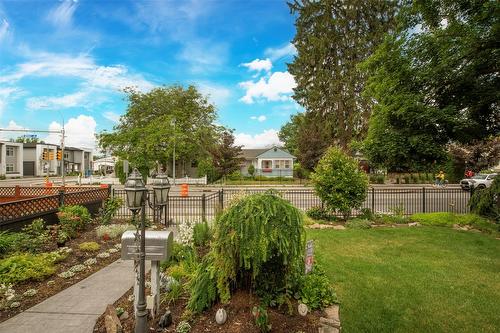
[311,147,368,219]
[247,164,255,177]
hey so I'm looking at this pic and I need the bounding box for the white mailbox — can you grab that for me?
[121,230,173,261]
[121,230,174,318]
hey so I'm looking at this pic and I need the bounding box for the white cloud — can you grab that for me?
[103,111,120,123]
[239,71,296,104]
[234,129,282,149]
[0,51,155,92]
[178,39,228,73]
[196,82,231,106]
[241,58,272,73]
[0,87,21,116]
[250,115,267,122]
[0,120,26,140]
[26,91,88,110]
[44,114,97,149]
[0,18,9,42]
[46,0,78,28]
[264,43,296,61]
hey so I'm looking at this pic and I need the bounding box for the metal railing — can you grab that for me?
[112,187,471,225]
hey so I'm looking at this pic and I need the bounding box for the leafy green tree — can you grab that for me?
[278,113,304,157]
[288,0,398,149]
[295,113,331,170]
[208,129,243,179]
[98,85,219,174]
[362,0,500,170]
[247,164,255,177]
[197,158,220,183]
[311,146,368,219]
[469,177,500,222]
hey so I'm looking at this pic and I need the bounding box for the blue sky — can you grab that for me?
[0,0,301,150]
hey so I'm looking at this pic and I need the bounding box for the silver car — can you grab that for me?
[460,173,497,191]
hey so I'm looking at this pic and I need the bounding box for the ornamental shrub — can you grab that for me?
[79,242,100,252]
[298,266,338,310]
[98,196,123,225]
[58,205,91,238]
[247,164,255,177]
[0,251,68,284]
[469,177,500,222]
[213,191,305,303]
[311,147,369,219]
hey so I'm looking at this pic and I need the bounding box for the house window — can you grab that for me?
[6,163,14,173]
[6,147,14,157]
[262,160,272,169]
[284,160,291,169]
[64,152,69,159]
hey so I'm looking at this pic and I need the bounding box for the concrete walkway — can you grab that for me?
[0,259,135,333]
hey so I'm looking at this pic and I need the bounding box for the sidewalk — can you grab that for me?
[0,259,135,333]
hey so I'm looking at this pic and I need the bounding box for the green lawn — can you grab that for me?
[308,227,500,333]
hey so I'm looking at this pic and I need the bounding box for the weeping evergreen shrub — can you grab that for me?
[187,191,305,312]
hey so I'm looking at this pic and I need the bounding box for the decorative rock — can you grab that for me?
[215,308,227,325]
[158,310,172,328]
[298,303,308,316]
[318,325,340,333]
[332,225,346,230]
[408,222,419,227]
[104,304,123,333]
[324,304,340,321]
[320,317,341,328]
[119,311,129,321]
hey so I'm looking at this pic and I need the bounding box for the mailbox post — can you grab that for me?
[124,168,170,333]
[122,230,173,318]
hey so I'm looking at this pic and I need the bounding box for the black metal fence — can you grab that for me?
[112,187,471,225]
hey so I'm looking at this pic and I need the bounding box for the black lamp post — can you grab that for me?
[124,168,170,333]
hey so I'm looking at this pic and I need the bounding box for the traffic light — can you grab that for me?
[42,149,49,160]
[48,151,55,160]
[56,149,62,160]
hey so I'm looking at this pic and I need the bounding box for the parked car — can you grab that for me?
[460,173,497,191]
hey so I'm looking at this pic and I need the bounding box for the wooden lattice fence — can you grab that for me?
[0,186,110,230]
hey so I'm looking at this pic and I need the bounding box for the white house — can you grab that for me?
[0,141,23,178]
[240,146,296,177]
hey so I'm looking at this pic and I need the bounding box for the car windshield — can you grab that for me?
[472,174,488,180]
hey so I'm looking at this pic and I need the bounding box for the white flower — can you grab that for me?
[84,258,97,266]
[114,243,122,249]
[23,289,37,297]
[107,248,118,254]
[68,264,86,273]
[178,221,195,246]
[97,252,110,259]
[58,271,76,279]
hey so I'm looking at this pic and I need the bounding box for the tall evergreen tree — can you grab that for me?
[209,129,244,178]
[288,0,398,150]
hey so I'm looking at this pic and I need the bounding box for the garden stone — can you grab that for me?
[119,311,129,321]
[408,222,419,227]
[324,304,339,321]
[215,308,227,324]
[320,316,341,328]
[9,302,21,308]
[158,310,172,328]
[319,325,340,333]
[298,303,308,316]
[333,225,346,230]
[104,304,123,333]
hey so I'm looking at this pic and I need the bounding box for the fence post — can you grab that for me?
[58,188,65,207]
[219,189,224,211]
[371,187,375,212]
[201,193,206,222]
[14,185,20,200]
[422,187,426,213]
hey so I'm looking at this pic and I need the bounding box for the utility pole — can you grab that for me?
[172,118,176,186]
[61,125,65,186]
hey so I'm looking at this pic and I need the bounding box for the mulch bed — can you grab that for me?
[94,287,322,333]
[0,223,122,323]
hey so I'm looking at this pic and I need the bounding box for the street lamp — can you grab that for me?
[124,168,170,333]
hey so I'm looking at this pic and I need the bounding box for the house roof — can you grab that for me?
[240,146,296,160]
